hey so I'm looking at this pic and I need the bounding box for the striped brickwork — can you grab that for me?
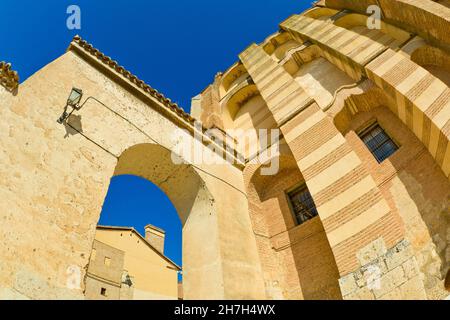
[239,44,404,275]
[239,44,314,125]
[366,50,450,179]
[281,14,450,180]
[325,0,450,47]
[280,15,390,81]
[209,0,450,300]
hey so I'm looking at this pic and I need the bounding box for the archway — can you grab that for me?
[103,143,221,299]
[89,174,183,300]
[411,44,450,87]
[243,144,342,300]
[333,89,450,299]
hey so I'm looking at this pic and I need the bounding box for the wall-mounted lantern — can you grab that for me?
[57,87,84,124]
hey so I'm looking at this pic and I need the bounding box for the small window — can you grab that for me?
[100,288,107,296]
[288,184,319,225]
[358,123,398,163]
[104,257,111,267]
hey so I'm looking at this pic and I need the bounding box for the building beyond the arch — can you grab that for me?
[0,0,449,300]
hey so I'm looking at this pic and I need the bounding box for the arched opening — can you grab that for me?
[333,89,450,299]
[262,32,301,62]
[334,13,411,49]
[223,85,277,159]
[243,145,342,300]
[303,7,339,20]
[411,44,450,87]
[84,143,221,300]
[219,63,249,99]
[85,175,182,300]
[282,45,355,109]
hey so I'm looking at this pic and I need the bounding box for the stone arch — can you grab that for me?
[262,32,301,62]
[411,44,450,87]
[280,14,449,179]
[222,82,259,120]
[361,49,450,183]
[325,0,450,47]
[0,40,267,300]
[114,143,213,225]
[303,7,339,20]
[222,84,277,159]
[332,89,450,299]
[333,13,411,49]
[219,63,249,99]
[332,86,390,134]
[243,144,342,300]
[282,44,323,75]
[282,44,356,109]
[111,143,220,299]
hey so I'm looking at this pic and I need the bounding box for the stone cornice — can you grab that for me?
[0,61,19,92]
[67,36,246,169]
[68,35,196,125]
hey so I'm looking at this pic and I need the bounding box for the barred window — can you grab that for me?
[288,184,318,225]
[359,123,398,163]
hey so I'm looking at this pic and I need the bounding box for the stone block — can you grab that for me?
[402,257,420,279]
[384,243,413,271]
[379,287,403,300]
[372,266,406,299]
[344,286,375,300]
[398,276,427,300]
[357,238,387,266]
[338,273,358,296]
[0,287,30,300]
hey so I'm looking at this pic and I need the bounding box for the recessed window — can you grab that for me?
[288,184,318,225]
[358,123,398,163]
[100,288,107,296]
[104,257,111,267]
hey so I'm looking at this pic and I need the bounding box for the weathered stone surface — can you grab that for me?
[399,276,428,300]
[357,238,388,267]
[338,274,358,296]
[1,0,449,300]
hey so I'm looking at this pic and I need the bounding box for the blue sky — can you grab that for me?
[1,1,310,269]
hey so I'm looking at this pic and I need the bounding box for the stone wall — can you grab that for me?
[339,238,427,300]
[0,41,266,300]
[244,154,342,300]
[338,104,450,299]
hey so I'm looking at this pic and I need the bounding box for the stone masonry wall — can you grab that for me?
[339,238,427,300]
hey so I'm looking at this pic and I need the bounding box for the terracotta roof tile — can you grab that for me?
[70,35,196,124]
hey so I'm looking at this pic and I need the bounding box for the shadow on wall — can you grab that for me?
[64,114,83,138]
[335,101,450,300]
[391,146,450,299]
[247,148,342,300]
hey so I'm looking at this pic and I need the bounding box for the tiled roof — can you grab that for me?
[96,225,181,270]
[69,35,196,124]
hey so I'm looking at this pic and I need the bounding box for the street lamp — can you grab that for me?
[57,87,83,124]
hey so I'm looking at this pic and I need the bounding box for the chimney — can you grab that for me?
[144,224,165,254]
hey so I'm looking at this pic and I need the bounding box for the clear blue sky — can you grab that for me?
[0,0,310,269]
